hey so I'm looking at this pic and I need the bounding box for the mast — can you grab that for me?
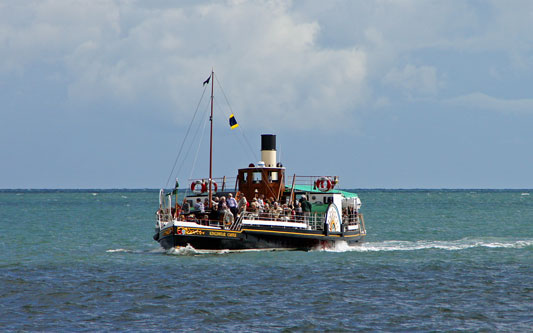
[208,69,214,209]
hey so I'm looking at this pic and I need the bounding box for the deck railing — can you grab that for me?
[239,211,363,232]
[157,209,364,234]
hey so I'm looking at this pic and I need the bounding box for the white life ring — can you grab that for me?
[207,180,218,193]
[315,177,333,192]
[191,180,206,194]
[159,189,165,206]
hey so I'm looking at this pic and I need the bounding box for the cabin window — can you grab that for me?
[253,172,262,183]
[323,196,333,204]
[269,171,279,182]
[242,172,249,183]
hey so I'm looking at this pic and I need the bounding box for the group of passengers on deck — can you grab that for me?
[176,192,313,226]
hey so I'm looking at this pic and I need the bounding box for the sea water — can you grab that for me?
[1,189,532,331]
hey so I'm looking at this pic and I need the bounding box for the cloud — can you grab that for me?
[383,64,441,98]
[447,92,533,113]
[0,0,368,130]
[3,0,533,129]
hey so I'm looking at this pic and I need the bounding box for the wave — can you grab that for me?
[322,238,533,253]
[165,244,301,256]
[109,239,532,255]
[106,248,165,254]
[166,244,230,256]
[106,248,132,253]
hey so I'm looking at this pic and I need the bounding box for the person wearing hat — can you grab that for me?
[249,197,259,214]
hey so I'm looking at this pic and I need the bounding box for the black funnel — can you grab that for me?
[261,134,276,151]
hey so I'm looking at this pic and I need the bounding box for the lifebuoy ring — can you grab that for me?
[191,180,206,194]
[207,180,218,193]
[159,189,164,206]
[315,177,333,192]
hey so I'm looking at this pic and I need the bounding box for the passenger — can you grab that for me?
[262,202,270,218]
[201,214,209,226]
[218,196,226,211]
[194,198,205,213]
[218,200,226,218]
[258,194,265,210]
[295,201,303,221]
[237,194,247,215]
[300,195,312,224]
[182,201,191,215]
[223,205,234,229]
[291,207,296,221]
[271,202,283,220]
[174,204,182,218]
[249,198,259,213]
[282,204,291,217]
[226,193,238,216]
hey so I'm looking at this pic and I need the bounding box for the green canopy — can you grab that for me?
[286,184,358,198]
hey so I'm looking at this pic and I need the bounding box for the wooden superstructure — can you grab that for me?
[237,166,285,201]
[237,134,285,201]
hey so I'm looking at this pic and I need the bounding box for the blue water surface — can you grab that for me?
[1,189,532,331]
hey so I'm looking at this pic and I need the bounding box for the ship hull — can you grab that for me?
[156,225,364,251]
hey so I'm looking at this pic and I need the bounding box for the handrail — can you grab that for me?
[240,211,326,231]
[229,214,243,231]
[156,210,364,234]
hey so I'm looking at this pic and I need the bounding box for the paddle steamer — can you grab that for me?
[153,71,366,251]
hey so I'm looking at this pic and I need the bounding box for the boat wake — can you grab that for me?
[106,248,165,254]
[106,248,137,253]
[165,244,299,256]
[165,244,230,256]
[111,238,532,255]
[319,238,533,253]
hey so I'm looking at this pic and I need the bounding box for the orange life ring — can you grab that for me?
[315,177,333,192]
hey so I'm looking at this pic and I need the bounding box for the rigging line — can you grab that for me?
[183,101,211,200]
[241,130,259,162]
[214,74,259,162]
[214,73,234,114]
[165,84,209,188]
[176,97,211,182]
[213,94,258,163]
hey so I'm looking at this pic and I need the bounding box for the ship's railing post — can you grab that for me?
[359,214,366,235]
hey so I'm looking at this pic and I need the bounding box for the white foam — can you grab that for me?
[107,248,163,254]
[165,244,298,255]
[106,248,132,253]
[166,244,232,256]
[319,238,533,252]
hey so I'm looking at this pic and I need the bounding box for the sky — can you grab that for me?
[1,0,533,189]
